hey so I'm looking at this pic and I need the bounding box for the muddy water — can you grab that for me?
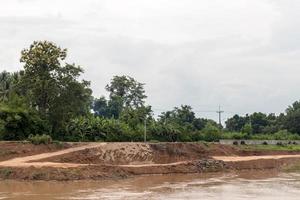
[1,171,300,200]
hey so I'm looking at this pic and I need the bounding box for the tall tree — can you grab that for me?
[105,75,147,108]
[0,71,23,102]
[225,114,246,132]
[18,41,92,134]
[284,101,300,134]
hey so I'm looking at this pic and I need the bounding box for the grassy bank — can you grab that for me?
[239,145,300,151]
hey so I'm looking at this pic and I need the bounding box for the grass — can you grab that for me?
[239,144,300,151]
[0,168,13,178]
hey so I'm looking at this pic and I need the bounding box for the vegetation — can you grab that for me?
[240,144,300,152]
[1,40,300,142]
[28,134,52,145]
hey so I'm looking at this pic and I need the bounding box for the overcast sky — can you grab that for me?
[1,0,300,122]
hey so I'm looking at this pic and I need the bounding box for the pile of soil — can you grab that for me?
[39,143,239,165]
[38,143,300,165]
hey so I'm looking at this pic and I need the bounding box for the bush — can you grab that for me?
[65,116,135,142]
[28,134,52,145]
[0,97,49,141]
[249,130,300,140]
[202,123,221,142]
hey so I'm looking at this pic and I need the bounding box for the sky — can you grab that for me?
[1,0,300,123]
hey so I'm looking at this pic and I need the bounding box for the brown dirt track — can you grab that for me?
[1,142,300,180]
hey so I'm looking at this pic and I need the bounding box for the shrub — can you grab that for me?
[0,168,13,178]
[202,122,221,142]
[0,98,49,141]
[28,134,52,145]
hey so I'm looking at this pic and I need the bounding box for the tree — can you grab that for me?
[105,75,147,108]
[284,101,300,134]
[249,112,269,134]
[93,96,109,117]
[0,71,23,102]
[241,123,253,135]
[120,105,152,129]
[225,114,246,132]
[92,96,124,119]
[0,95,48,140]
[94,75,150,122]
[158,105,214,131]
[18,41,92,135]
[202,122,221,142]
[159,105,195,125]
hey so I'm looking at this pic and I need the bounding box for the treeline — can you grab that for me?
[1,41,300,142]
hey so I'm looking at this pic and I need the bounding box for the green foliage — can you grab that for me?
[106,75,147,108]
[28,134,52,145]
[65,116,137,142]
[148,122,181,142]
[241,123,253,134]
[158,105,215,133]
[225,114,247,132]
[240,144,300,152]
[3,40,300,142]
[0,168,13,178]
[18,41,92,136]
[0,95,49,140]
[0,71,23,102]
[201,122,221,142]
[250,130,300,140]
[284,101,300,134]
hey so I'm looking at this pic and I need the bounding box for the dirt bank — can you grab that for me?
[1,142,300,180]
[0,141,77,162]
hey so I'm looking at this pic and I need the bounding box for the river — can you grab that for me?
[1,171,300,200]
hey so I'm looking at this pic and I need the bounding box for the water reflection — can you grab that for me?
[1,171,300,200]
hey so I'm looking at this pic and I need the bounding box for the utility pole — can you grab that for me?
[144,117,147,142]
[216,105,224,127]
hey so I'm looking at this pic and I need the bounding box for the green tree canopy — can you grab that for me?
[105,75,147,108]
[284,101,300,134]
[18,41,92,135]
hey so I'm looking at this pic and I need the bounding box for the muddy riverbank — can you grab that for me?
[1,142,300,180]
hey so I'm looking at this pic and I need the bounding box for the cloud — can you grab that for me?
[0,0,300,123]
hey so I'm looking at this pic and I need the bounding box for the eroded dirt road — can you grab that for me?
[0,143,107,168]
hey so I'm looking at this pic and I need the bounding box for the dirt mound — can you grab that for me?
[40,142,240,165]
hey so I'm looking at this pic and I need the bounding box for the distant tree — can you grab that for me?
[249,112,269,134]
[120,106,152,129]
[202,122,221,142]
[159,105,195,125]
[158,105,217,132]
[284,101,300,134]
[105,75,147,108]
[241,123,253,135]
[225,114,246,132]
[94,75,150,122]
[0,71,23,102]
[93,96,110,117]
